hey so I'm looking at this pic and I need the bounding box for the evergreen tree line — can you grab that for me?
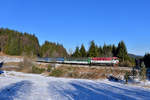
[0,28,68,57]
[143,53,150,68]
[40,41,68,57]
[72,40,128,59]
[134,53,150,68]
[72,40,135,67]
[1,28,149,67]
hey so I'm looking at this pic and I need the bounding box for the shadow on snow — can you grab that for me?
[48,80,150,100]
[0,80,32,100]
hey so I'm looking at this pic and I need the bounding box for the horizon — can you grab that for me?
[1,0,150,56]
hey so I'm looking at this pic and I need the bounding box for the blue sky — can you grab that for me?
[0,0,150,55]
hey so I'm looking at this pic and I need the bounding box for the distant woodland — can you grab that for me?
[0,28,150,67]
[0,28,67,57]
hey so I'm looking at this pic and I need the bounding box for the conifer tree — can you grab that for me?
[112,45,117,57]
[140,62,147,81]
[0,28,68,57]
[40,41,68,57]
[102,44,113,57]
[80,44,87,57]
[72,46,81,57]
[124,72,129,84]
[143,53,150,68]
[102,44,107,57]
[4,35,21,55]
[88,41,98,57]
[98,46,103,57]
[116,41,128,62]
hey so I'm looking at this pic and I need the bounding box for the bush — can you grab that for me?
[119,60,134,67]
[124,72,129,84]
[131,67,137,79]
[140,62,147,81]
[47,65,52,72]
[32,66,45,74]
[49,69,64,77]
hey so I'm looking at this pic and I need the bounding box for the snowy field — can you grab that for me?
[0,71,150,100]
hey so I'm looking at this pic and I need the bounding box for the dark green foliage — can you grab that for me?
[0,28,40,56]
[116,41,129,62]
[0,28,136,67]
[88,40,98,57]
[124,72,129,84]
[131,67,137,79]
[40,41,68,57]
[129,57,136,66]
[140,62,147,81]
[0,28,68,57]
[112,45,117,57]
[4,36,21,55]
[72,44,86,57]
[102,44,113,57]
[143,53,150,68]
[21,33,40,56]
[80,44,87,57]
[49,69,64,77]
[47,65,52,72]
[98,46,103,57]
[32,66,45,74]
[72,46,81,57]
[115,41,135,67]
[71,40,135,67]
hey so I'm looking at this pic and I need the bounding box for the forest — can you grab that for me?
[0,28,149,67]
[0,28,67,57]
[72,40,135,67]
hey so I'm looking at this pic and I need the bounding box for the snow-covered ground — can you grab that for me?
[0,56,23,63]
[0,71,150,100]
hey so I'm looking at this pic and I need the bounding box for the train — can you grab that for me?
[37,57,119,66]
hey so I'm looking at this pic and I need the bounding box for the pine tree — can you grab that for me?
[112,45,117,57]
[0,28,68,57]
[72,46,81,57]
[40,41,68,57]
[4,35,21,55]
[116,41,129,62]
[98,46,103,57]
[124,72,129,84]
[102,44,113,57]
[102,44,107,57]
[131,67,137,79]
[140,62,147,81]
[80,44,87,57]
[88,41,98,57]
[143,53,150,68]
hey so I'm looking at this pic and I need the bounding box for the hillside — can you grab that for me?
[128,53,143,59]
[0,71,150,100]
[0,28,68,57]
[0,28,40,56]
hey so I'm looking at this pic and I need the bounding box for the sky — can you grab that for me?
[0,0,150,55]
